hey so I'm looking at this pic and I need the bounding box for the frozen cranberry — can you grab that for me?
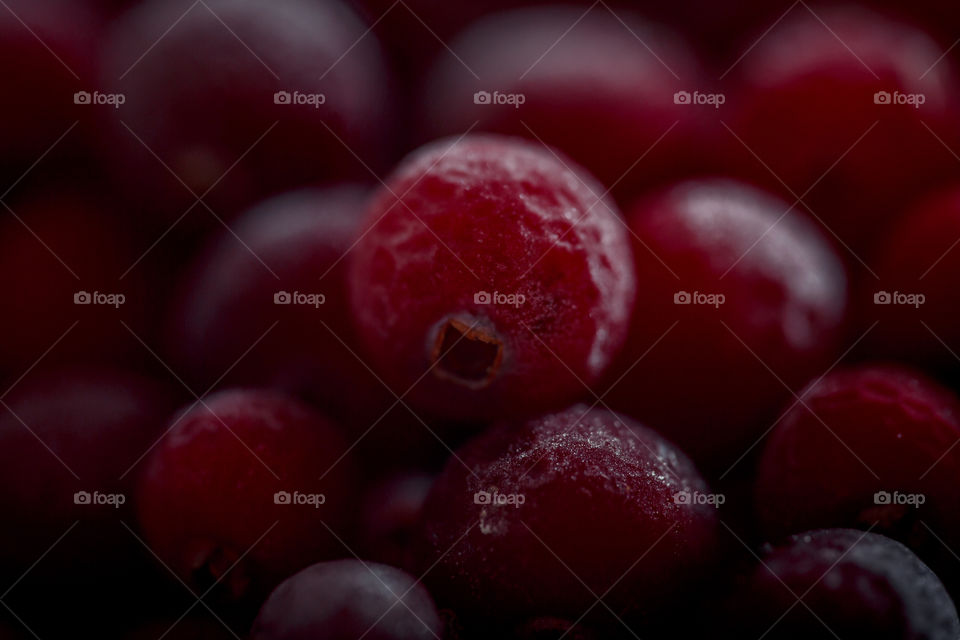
[101,0,392,225]
[416,405,718,628]
[251,559,443,640]
[136,389,356,603]
[728,529,959,639]
[725,6,960,254]
[0,366,175,582]
[755,364,960,580]
[420,7,710,199]
[863,186,960,371]
[606,179,847,472]
[349,136,635,421]
[0,0,99,177]
[359,472,434,571]
[0,192,155,375]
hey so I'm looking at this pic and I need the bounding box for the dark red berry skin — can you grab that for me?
[0,193,155,375]
[755,365,960,580]
[251,559,443,640]
[416,405,718,627]
[0,366,175,582]
[0,0,99,177]
[419,7,710,200]
[349,135,636,422]
[606,179,847,472]
[863,186,960,371]
[101,0,392,225]
[724,6,960,254]
[359,472,434,572]
[136,389,356,602]
[728,529,960,640]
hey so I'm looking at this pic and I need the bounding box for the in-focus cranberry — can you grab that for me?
[606,179,848,472]
[349,135,635,421]
[416,405,718,630]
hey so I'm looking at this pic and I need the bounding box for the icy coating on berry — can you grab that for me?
[349,135,635,420]
[756,364,960,580]
[734,529,959,639]
[416,405,717,624]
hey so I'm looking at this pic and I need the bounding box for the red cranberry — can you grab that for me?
[863,186,960,371]
[136,389,356,602]
[0,192,155,375]
[0,0,99,176]
[359,472,434,572]
[415,405,718,627]
[606,179,848,471]
[419,7,709,199]
[101,0,392,225]
[725,5,960,254]
[0,366,175,582]
[348,135,635,421]
[728,528,959,639]
[251,559,443,640]
[755,364,960,578]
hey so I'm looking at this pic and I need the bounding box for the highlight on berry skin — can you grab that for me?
[1,0,959,637]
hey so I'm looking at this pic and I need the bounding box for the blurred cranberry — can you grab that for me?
[724,5,960,256]
[420,6,712,200]
[359,472,433,571]
[607,179,848,473]
[100,0,393,228]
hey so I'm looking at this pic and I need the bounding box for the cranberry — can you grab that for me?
[359,472,434,572]
[863,186,960,371]
[415,405,718,628]
[348,135,635,421]
[251,559,443,640]
[0,366,175,584]
[419,7,709,199]
[727,528,959,639]
[725,5,960,254]
[101,0,392,225]
[136,389,356,603]
[0,192,156,375]
[755,364,960,580]
[0,0,99,177]
[606,179,848,472]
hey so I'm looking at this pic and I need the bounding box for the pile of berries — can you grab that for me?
[2,0,960,638]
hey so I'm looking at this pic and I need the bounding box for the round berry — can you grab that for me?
[359,472,434,572]
[725,5,960,253]
[606,179,848,471]
[864,186,960,371]
[420,7,708,199]
[416,405,718,626]
[251,559,443,640]
[728,528,959,639]
[348,135,636,421]
[101,0,392,224]
[755,364,960,577]
[136,389,356,602]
